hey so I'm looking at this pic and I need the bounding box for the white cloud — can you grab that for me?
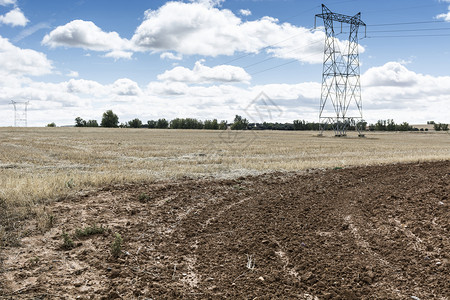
[157,60,251,83]
[0,35,53,76]
[66,78,107,96]
[160,52,183,60]
[42,20,130,51]
[110,78,142,96]
[436,12,450,21]
[104,50,133,60]
[436,3,450,21]
[147,81,189,96]
[131,1,326,63]
[363,62,418,87]
[190,0,224,7]
[66,70,79,78]
[1,58,449,127]
[13,22,51,42]
[239,9,251,16]
[361,62,450,122]
[0,7,29,27]
[0,0,16,6]
[40,1,351,64]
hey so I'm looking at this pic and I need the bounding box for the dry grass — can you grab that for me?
[0,127,449,245]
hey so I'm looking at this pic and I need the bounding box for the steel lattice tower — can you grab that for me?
[315,4,366,136]
[11,100,30,127]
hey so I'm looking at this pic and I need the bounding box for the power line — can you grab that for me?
[249,59,299,76]
[223,31,313,65]
[368,27,450,33]
[243,40,322,69]
[249,49,323,76]
[366,33,450,38]
[221,4,322,65]
[367,20,446,27]
[363,3,442,14]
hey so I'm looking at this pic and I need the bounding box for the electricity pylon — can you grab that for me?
[315,4,366,136]
[10,100,30,127]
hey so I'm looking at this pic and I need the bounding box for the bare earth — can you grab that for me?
[0,160,449,299]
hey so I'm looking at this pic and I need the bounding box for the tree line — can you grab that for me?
[69,110,449,132]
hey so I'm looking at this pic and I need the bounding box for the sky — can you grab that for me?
[0,0,450,126]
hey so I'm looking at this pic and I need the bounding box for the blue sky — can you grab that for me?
[0,0,449,126]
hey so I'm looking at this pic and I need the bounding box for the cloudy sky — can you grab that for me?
[0,0,449,126]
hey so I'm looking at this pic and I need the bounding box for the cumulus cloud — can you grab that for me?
[40,1,347,64]
[104,50,133,60]
[0,35,53,76]
[157,60,251,83]
[147,81,189,96]
[66,70,79,78]
[361,62,450,121]
[436,11,450,21]
[0,7,29,27]
[0,0,16,6]
[129,1,327,63]
[66,78,107,96]
[1,55,449,127]
[110,78,142,96]
[436,1,450,21]
[42,20,130,51]
[239,9,251,16]
[363,62,418,87]
[160,52,182,60]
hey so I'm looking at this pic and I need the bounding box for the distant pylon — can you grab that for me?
[10,100,30,127]
[315,4,366,136]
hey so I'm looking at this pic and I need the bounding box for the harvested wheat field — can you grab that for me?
[0,128,449,299]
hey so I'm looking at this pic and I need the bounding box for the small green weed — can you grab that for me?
[28,256,40,266]
[75,224,105,237]
[65,178,75,189]
[111,232,123,258]
[138,192,150,203]
[61,232,74,250]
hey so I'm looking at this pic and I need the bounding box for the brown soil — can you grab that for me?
[0,161,449,299]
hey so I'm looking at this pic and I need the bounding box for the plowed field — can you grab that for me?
[1,161,449,299]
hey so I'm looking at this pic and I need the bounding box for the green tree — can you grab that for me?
[386,119,396,131]
[101,110,119,128]
[156,118,169,129]
[46,122,56,127]
[127,118,143,128]
[293,120,308,130]
[204,119,219,130]
[147,120,157,128]
[75,117,86,127]
[218,120,228,130]
[231,115,249,130]
[86,120,99,127]
[396,122,411,131]
[442,123,449,131]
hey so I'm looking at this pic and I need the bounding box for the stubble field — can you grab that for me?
[0,128,449,299]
